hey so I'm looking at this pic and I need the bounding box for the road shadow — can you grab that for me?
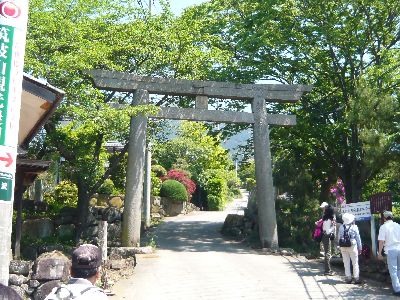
[283,256,397,299]
[146,216,253,254]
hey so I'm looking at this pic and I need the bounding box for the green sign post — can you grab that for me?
[0,0,29,285]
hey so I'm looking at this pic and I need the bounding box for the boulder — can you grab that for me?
[221,214,244,237]
[102,207,122,223]
[33,280,60,300]
[82,225,99,238]
[107,222,122,242]
[89,197,98,207]
[10,285,29,300]
[97,194,109,207]
[109,196,123,209]
[29,280,41,288]
[32,251,70,281]
[9,274,29,286]
[9,260,32,276]
[109,246,153,259]
[22,218,54,239]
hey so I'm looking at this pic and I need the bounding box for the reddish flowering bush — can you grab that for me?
[330,178,346,205]
[162,169,196,196]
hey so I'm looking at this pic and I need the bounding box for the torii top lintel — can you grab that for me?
[88,70,312,102]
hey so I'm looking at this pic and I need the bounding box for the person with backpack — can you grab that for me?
[377,211,400,296]
[321,204,336,275]
[45,244,107,300]
[339,213,362,284]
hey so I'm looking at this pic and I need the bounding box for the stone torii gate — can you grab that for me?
[89,70,312,248]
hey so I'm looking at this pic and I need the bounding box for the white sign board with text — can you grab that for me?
[341,201,371,221]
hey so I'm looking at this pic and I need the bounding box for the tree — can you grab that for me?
[187,0,400,203]
[24,0,232,239]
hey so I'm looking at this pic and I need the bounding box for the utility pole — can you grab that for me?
[0,0,29,285]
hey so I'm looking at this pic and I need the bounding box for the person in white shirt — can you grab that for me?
[378,211,400,296]
[45,244,107,300]
[321,204,335,275]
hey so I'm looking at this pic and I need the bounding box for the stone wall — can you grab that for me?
[9,248,138,300]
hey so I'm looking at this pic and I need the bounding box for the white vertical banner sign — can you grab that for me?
[0,0,29,285]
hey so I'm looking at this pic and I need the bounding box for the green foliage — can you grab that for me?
[45,181,78,212]
[199,169,228,211]
[151,165,167,177]
[151,171,162,196]
[109,153,128,193]
[97,179,115,195]
[160,180,188,202]
[245,178,256,191]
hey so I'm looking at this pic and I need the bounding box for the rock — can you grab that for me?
[32,251,70,281]
[279,248,295,256]
[97,194,109,207]
[109,246,152,259]
[87,207,99,225]
[89,197,98,207]
[20,283,35,295]
[9,260,32,276]
[33,280,60,300]
[109,260,125,270]
[56,224,75,239]
[160,198,186,216]
[29,280,41,288]
[10,285,28,300]
[22,218,54,239]
[102,207,122,223]
[9,274,29,286]
[109,196,123,208]
[151,204,161,213]
[151,196,161,206]
[107,222,122,242]
[221,214,244,237]
[82,225,99,238]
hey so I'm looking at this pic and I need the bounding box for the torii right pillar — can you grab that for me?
[253,95,278,248]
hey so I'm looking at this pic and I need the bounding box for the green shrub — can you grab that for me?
[98,178,115,195]
[45,180,78,212]
[160,179,188,202]
[151,171,162,196]
[152,164,167,177]
[245,178,256,191]
[204,176,228,210]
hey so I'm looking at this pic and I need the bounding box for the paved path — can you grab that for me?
[111,192,396,299]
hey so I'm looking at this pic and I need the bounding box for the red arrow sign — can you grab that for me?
[0,152,13,167]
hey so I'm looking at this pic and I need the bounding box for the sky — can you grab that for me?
[149,0,209,15]
[170,0,208,15]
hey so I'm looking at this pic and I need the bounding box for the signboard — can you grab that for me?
[0,0,28,286]
[341,201,371,221]
[370,192,392,214]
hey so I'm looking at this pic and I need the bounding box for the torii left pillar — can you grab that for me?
[122,90,148,247]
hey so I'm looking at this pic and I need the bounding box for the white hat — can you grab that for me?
[320,202,329,208]
[342,213,355,225]
[383,211,393,218]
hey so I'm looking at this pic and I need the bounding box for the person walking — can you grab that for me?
[45,244,107,300]
[377,211,400,296]
[322,204,335,275]
[339,213,362,284]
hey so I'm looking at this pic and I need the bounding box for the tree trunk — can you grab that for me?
[75,177,90,243]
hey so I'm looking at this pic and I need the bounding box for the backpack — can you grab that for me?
[313,219,323,243]
[46,285,103,300]
[339,224,352,247]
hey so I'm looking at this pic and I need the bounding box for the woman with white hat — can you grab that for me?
[339,213,362,284]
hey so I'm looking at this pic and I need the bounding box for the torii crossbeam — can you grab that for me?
[89,69,312,248]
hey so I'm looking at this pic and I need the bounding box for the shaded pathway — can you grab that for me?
[111,192,396,299]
